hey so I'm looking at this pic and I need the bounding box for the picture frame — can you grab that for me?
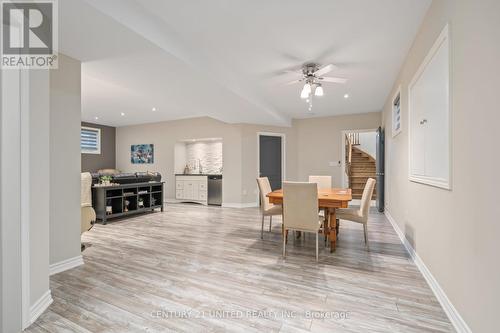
[131,144,154,164]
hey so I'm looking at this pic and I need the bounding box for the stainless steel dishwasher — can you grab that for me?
[207,175,222,206]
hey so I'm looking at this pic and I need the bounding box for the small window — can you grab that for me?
[392,89,402,137]
[81,126,101,154]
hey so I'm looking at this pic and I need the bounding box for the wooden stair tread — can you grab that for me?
[348,146,376,200]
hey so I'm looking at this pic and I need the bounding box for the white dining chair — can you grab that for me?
[256,177,283,239]
[282,182,323,261]
[308,175,332,190]
[336,178,376,246]
[308,175,332,243]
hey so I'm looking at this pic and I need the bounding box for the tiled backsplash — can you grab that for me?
[185,141,223,174]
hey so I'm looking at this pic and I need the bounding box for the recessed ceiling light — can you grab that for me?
[94,116,99,120]
[152,107,157,111]
[344,94,349,99]
[120,112,125,116]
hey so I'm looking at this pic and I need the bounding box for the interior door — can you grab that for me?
[376,127,385,212]
[259,135,282,190]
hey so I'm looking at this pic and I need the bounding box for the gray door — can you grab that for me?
[376,127,385,212]
[259,135,282,190]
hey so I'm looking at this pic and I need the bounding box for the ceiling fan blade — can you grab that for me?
[283,69,301,74]
[320,76,347,84]
[285,79,303,85]
[313,64,337,77]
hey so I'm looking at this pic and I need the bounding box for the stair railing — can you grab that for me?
[345,134,353,187]
[346,132,360,145]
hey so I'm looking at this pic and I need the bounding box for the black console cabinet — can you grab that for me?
[92,182,164,224]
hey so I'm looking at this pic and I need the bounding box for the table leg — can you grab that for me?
[323,208,329,246]
[329,209,337,252]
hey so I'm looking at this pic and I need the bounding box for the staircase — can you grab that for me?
[345,135,377,200]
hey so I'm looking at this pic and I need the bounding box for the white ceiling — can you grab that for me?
[60,0,431,127]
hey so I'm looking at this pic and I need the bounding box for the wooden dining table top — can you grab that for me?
[267,188,352,209]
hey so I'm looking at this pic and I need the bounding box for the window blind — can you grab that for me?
[81,127,101,154]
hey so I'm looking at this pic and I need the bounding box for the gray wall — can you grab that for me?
[50,54,82,265]
[382,0,500,331]
[81,122,116,172]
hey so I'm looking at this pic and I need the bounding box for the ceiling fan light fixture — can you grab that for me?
[303,83,311,94]
[315,85,324,97]
[300,84,311,99]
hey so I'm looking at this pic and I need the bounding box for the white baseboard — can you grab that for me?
[49,255,84,276]
[30,290,52,324]
[165,199,209,206]
[385,210,471,333]
[167,199,260,208]
[222,202,259,208]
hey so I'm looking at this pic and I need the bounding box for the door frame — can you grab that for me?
[340,128,378,189]
[256,132,286,194]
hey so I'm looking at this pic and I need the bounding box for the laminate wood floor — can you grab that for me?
[27,204,454,333]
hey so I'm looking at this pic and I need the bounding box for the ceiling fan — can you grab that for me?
[285,63,347,111]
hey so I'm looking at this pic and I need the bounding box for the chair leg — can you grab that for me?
[261,215,264,239]
[269,215,272,232]
[316,232,319,262]
[323,220,328,247]
[283,229,286,258]
[363,224,368,245]
[323,210,328,246]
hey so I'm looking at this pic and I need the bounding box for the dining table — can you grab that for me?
[267,188,352,251]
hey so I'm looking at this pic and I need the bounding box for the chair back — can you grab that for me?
[81,172,93,207]
[308,175,332,190]
[359,178,376,217]
[283,182,319,231]
[256,177,274,211]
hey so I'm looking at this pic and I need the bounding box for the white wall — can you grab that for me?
[382,0,500,331]
[29,69,51,319]
[1,60,52,333]
[357,131,377,159]
[49,54,82,265]
[294,113,381,186]
[116,117,243,205]
[117,112,381,205]
[174,142,187,174]
[1,53,82,331]
[1,57,23,333]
